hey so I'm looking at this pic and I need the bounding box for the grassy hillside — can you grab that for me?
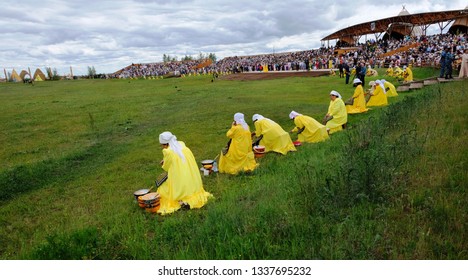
[0,70,466,259]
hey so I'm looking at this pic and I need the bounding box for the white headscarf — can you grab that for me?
[159,131,185,161]
[289,111,301,119]
[252,114,265,122]
[234,112,249,131]
[330,90,342,99]
[376,80,386,94]
[353,78,362,84]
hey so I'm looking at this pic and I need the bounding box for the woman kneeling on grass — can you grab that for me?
[323,90,348,134]
[252,114,296,155]
[381,79,398,97]
[157,131,212,215]
[289,111,329,143]
[346,78,369,114]
[218,113,258,175]
[366,80,388,107]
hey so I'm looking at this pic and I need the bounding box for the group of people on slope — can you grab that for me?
[385,64,413,83]
[345,77,399,114]
[153,90,354,215]
[153,77,402,215]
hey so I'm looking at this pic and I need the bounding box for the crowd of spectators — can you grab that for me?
[109,33,467,78]
[109,60,209,79]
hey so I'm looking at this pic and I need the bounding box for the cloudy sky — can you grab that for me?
[1,0,466,76]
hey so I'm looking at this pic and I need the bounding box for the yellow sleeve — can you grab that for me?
[292,117,304,132]
[373,87,382,96]
[254,121,262,136]
[226,125,237,138]
[161,148,173,172]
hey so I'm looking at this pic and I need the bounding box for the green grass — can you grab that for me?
[0,69,466,259]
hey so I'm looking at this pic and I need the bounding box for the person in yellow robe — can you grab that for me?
[386,65,394,77]
[218,113,258,175]
[157,132,213,215]
[393,66,404,80]
[289,111,329,143]
[323,90,348,134]
[346,78,369,114]
[380,79,398,97]
[252,114,296,155]
[366,80,388,107]
[403,66,413,82]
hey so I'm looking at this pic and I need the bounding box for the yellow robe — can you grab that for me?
[157,141,212,215]
[254,119,296,155]
[386,67,394,77]
[326,98,347,134]
[346,85,368,114]
[366,86,388,107]
[393,67,403,79]
[403,67,413,82]
[291,115,329,143]
[219,124,257,175]
[383,81,398,97]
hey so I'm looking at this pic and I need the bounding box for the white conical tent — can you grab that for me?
[387,7,423,39]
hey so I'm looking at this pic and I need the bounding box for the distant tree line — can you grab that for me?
[163,52,217,63]
[45,67,61,80]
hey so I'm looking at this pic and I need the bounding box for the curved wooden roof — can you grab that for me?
[321,8,468,41]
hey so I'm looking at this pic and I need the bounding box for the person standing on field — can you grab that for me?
[440,46,447,78]
[459,49,468,78]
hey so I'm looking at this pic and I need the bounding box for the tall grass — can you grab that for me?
[0,71,465,259]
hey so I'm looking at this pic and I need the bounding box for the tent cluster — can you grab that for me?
[4,68,47,82]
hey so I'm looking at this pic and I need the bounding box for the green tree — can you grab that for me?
[208,53,217,63]
[182,55,194,61]
[45,67,60,80]
[87,66,96,79]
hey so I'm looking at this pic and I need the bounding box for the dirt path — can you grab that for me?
[219,70,330,81]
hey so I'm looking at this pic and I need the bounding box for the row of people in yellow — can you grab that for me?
[345,77,400,114]
[386,65,413,82]
[154,79,398,214]
[219,89,352,175]
[218,106,346,176]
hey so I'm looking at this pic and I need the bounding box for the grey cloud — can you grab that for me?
[1,0,465,75]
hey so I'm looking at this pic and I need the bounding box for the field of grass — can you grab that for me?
[0,68,466,259]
